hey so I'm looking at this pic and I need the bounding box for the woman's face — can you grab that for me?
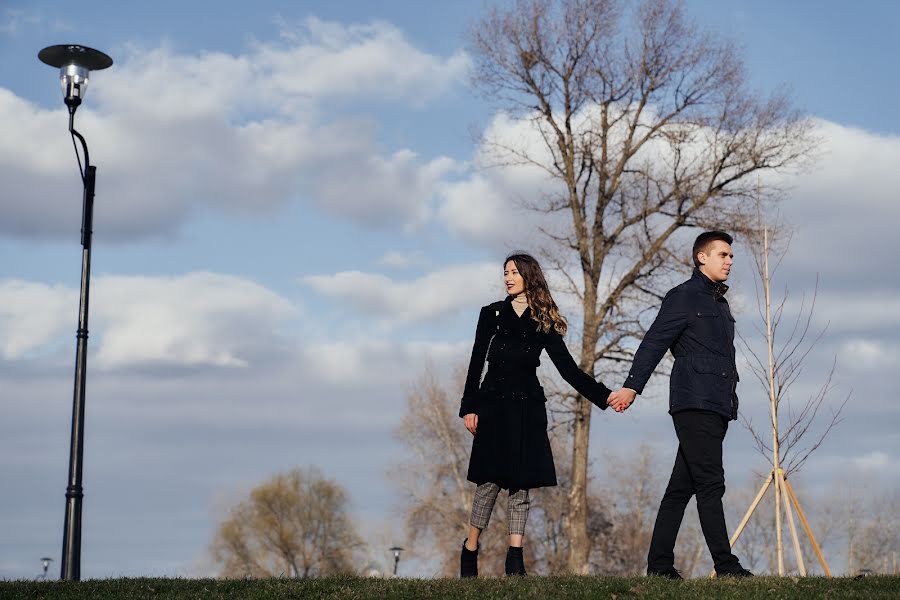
[504,260,526,296]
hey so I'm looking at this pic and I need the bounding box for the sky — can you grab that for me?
[1,0,898,580]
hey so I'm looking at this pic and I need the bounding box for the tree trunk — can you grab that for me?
[566,286,600,573]
[567,396,594,573]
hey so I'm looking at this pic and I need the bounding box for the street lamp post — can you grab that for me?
[38,44,113,582]
[37,557,53,580]
[389,546,404,577]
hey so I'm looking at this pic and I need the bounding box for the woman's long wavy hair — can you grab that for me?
[505,253,567,336]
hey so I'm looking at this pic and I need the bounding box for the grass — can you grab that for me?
[1,575,898,599]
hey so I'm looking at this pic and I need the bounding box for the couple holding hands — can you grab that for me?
[458,231,752,579]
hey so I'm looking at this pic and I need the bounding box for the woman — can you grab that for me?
[458,253,611,577]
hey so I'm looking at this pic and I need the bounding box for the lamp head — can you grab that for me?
[38,45,113,110]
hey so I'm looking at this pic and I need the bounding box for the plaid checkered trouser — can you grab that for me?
[469,483,531,536]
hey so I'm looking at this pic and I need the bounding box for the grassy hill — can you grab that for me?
[2,575,898,599]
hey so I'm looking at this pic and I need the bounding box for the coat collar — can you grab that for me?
[692,268,729,299]
[501,294,532,325]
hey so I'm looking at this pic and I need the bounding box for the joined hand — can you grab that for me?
[608,388,637,412]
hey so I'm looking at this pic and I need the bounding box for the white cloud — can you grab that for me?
[1,265,494,384]
[434,111,900,277]
[97,18,469,118]
[377,250,427,269]
[433,106,711,250]
[0,280,76,358]
[0,273,297,370]
[770,289,900,335]
[0,8,40,36]
[435,112,566,246]
[92,273,298,370]
[303,262,501,323]
[438,174,510,241]
[312,150,460,228]
[0,18,469,239]
[839,338,900,371]
[300,339,464,388]
[260,16,470,107]
[773,121,900,282]
[853,451,890,470]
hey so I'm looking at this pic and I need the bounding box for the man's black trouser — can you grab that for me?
[647,409,741,573]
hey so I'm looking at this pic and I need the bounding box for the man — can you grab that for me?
[608,231,752,579]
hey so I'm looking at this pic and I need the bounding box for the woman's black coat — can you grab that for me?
[459,296,610,490]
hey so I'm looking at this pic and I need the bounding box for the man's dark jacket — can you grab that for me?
[625,268,739,420]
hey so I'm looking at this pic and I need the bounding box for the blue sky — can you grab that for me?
[1,0,898,580]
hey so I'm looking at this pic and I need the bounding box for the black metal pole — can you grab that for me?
[38,45,113,583]
[60,127,94,580]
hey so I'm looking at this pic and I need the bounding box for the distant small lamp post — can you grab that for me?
[38,44,113,583]
[389,546,404,577]
[37,557,54,580]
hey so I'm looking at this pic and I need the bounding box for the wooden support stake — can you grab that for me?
[730,472,773,547]
[708,471,773,578]
[778,469,806,576]
[762,226,785,575]
[783,477,832,577]
[774,463,785,575]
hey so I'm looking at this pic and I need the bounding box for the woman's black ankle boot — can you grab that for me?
[505,546,527,576]
[460,539,478,578]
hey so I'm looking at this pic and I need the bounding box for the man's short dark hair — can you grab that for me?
[693,231,733,268]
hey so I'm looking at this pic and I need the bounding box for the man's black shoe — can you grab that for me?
[717,567,754,577]
[647,567,683,580]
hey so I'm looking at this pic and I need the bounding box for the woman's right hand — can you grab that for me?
[464,413,478,435]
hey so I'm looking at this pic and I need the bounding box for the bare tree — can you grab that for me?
[210,467,361,577]
[738,219,848,478]
[728,207,849,574]
[595,444,659,574]
[469,0,817,571]
[848,490,898,575]
[529,418,614,574]
[824,481,900,575]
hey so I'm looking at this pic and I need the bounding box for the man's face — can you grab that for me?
[698,240,733,282]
